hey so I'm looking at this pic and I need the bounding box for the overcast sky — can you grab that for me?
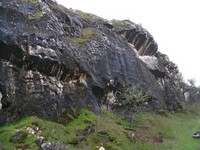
[56,0,200,85]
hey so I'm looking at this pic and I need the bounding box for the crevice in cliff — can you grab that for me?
[0,40,89,84]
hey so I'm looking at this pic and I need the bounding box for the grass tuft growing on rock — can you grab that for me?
[66,27,98,46]
[75,10,98,22]
[27,11,43,21]
[18,0,38,4]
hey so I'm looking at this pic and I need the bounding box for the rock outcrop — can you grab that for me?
[116,20,158,56]
[0,0,183,125]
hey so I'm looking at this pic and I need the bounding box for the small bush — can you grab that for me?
[156,109,169,117]
[111,19,125,28]
[116,86,148,111]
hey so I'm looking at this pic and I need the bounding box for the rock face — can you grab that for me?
[0,0,183,125]
[116,20,158,56]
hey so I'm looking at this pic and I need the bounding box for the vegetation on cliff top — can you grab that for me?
[66,27,99,46]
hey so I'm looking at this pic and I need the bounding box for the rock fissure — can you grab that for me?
[0,40,89,84]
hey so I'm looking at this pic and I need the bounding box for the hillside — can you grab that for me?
[0,0,200,149]
[1,103,200,149]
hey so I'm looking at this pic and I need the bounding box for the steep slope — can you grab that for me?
[0,0,182,125]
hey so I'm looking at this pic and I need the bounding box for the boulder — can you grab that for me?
[193,131,200,139]
[139,56,167,79]
[10,131,28,143]
[41,142,68,150]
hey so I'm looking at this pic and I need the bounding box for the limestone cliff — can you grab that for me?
[0,0,183,125]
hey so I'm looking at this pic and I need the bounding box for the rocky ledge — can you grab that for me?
[0,0,184,125]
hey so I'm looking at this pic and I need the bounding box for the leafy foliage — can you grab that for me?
[116,86,148,111]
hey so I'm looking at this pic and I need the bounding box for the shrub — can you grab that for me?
[116,86,148,111]
[111,19,125,28]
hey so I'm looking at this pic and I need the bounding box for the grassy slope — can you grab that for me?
[161,104,200,150]
[0,103,200,150]
[134,103,200,150]
[0,109,136,150]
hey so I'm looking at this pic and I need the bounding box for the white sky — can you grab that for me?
[56,0,200,85]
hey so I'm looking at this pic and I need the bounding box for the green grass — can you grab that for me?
[66,27,98,46]
[18,0,38,4]
[0,109,135,150]
[49,4,64,11]
[0,116,39,149]
[28,11,43,21]
[75,10,97,22]
[111,19,125,28]
[1,103,200,150]
[133,103,200,150]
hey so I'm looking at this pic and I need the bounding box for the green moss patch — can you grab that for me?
[66,27,98,46]
[28,11,43,21]
[18,0,38,4]
[0,116,39,150]
[0,109,135,149]
[75,10,97,22]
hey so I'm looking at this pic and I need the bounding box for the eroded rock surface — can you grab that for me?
[0,0,183,125]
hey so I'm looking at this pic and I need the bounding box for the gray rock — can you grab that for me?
[0,0,184,125]
[36,136,45,147]
[9,131,27,143]
[193,131,200,139]
[41,142,68,150]
[139,56,167,78]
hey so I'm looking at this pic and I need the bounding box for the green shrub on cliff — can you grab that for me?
[116,86,148,111]
[111,19,125,28]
